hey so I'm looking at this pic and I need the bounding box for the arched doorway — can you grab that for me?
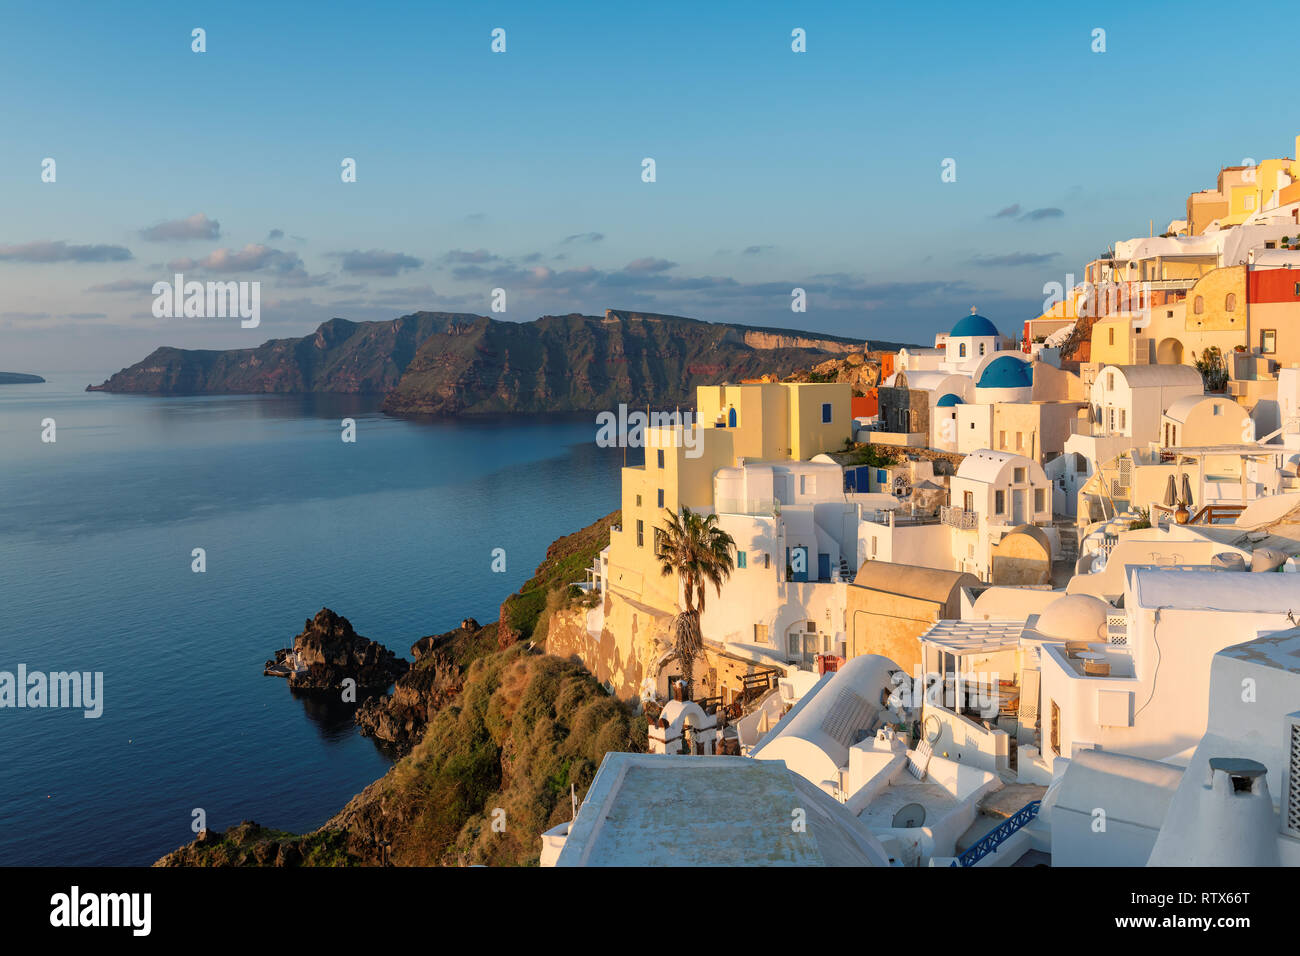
[1156,337,1184,365]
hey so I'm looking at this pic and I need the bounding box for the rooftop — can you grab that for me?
[1129,566,1300,613]
[555,753,890,867]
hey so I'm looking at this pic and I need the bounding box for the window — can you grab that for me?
[1212,404,1222,417]
[754,623,768,645]
[1294,282,1299,296]
[657,488,664,508]
[737,551,747,569]
[998,430,1006,448]
[653,528,666,557]
[1034,488,1045,512]
[1119,409,1126,430]
[1013,467,1026,483]
[635,494,642,507]
[657,449,665,468]
[1015,432,1023,451]
[963,491,973,512]
[1193,295,1204,314]
[1050,700,1060,755]
[1224,293,1236,312]
[959,343,967,358]
[1108,328,1115,346]
[636,519,644,548]
[821,402,832,424]
[1106,372,1114,391]
[995,490,1005,514]
[764,553,771,569]
[1075,453,1087,473]
[806,621,816,632]
[1262,329,1277,354]
[871,535,878,557]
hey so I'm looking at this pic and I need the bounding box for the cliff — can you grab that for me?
[265,608,408,693]
[160,510,634,866]
[87,308,908,415]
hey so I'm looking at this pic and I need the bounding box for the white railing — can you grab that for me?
[940,505,978,530]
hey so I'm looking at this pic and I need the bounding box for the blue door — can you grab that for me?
[818,552,831,582]
[728,406,737,427]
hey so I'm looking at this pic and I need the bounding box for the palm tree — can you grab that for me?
[656,506,736,699]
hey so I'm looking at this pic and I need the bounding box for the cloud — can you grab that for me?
[1021,207,1064,221]
[742,245,774,255]
[993,204,1021,218]
[62,312,107,319]
[561,232,604,245]
[623,257,677,274]
[139,213,221,242]
[327,249,424,276]
[0,240,132,263]
[1,311,50,320]
[268,228,284,240]
[167,243,311,276]
[84,278,156,293]
[970,251,1060,267]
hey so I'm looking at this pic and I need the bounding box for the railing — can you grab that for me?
[715,498,780,517]
[951,800,1042,867]
[939,505,978,530]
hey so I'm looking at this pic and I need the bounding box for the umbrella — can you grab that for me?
[1163,474,1177,507]
[1181,473,1194,509]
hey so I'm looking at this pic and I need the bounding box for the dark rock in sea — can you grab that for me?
[267,608,408,695]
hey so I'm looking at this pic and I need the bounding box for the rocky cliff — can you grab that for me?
[88,308,909,415]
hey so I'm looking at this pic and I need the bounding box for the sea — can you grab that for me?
[0,372,627,865]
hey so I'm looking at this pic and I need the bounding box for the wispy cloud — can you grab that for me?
[139,213,221,242]
[742,245,774,255]
[328,248,423,276]
[1021,207,1064,221]
[993,204,1021,218]
[970,251,1060,267]
[0,240,132,263]
[561,232,604,245]
[84,278,155,293]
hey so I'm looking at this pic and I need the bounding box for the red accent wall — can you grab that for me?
[1248,269,1300,303]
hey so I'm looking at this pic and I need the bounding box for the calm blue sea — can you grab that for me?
[0,372,626,865]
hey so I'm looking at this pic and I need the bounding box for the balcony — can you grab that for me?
[940,505,978,530]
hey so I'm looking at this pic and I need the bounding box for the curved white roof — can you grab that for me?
[955,449,1021,484]
[1163,394,1244,425]
[1103,364,1204,389]
[751,655,898,788]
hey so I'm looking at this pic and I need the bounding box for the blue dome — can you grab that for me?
[978,355,1033,389]
[936,392,964,407]
[950,313,999,338]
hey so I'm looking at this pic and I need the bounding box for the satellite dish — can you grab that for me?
[892,802,927,828]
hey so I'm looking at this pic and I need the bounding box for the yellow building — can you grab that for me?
[1186,135,1300,234]
[695,381,852,462]
[607,381,852,616]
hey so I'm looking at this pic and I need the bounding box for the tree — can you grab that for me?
[656,506,736,699]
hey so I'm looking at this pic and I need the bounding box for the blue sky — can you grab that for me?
[1,0,1294,371]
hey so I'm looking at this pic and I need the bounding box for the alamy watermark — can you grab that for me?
[595,405,703,458]
[1,665,103,718]
[152,272,260,328]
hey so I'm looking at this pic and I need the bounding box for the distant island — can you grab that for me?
[0,372,45,384]
[86,308,917,416]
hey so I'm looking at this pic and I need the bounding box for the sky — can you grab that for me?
[1,0,1295,372]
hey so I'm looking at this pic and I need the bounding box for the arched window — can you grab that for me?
[1224,293,1236,312]
[959,343,967,358]
[1193,295,1204,314]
